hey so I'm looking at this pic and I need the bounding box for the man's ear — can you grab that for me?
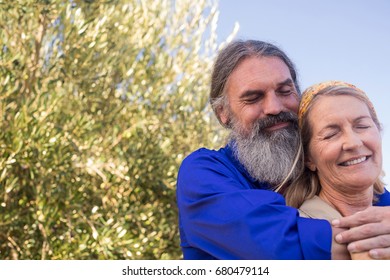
[218,106,230,127]
[305,156,317,172]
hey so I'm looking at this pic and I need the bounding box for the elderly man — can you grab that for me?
[176,40,390,259]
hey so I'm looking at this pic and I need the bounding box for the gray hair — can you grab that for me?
[210,40,301,127]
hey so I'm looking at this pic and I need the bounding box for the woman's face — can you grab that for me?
[306,95,382,192]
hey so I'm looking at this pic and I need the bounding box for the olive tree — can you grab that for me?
[0,0,234,259]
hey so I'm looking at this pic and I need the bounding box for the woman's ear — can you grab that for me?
[306,156,317,172]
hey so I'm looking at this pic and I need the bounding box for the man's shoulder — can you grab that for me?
[178,145,241,180]
[181,146,231,168]
[177,145,255,195]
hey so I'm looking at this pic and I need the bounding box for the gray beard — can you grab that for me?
[229,112,301,187]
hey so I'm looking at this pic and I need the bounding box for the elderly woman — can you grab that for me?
[281,81,387,259]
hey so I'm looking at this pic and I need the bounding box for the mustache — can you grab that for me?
[254,112,298,132]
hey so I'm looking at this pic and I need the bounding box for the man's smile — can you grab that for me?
[264,121,291,132]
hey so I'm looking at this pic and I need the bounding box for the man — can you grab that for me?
[176,40,390,259]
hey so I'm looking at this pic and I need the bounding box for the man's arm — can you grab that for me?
[177,149,332,259]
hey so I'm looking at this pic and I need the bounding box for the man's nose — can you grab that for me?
[263,93,284,116]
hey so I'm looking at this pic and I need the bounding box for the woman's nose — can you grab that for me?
[342,130,363,150]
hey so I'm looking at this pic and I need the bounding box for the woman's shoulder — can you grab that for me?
[299,195,342,222]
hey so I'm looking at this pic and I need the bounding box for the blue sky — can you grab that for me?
[216,0,390,187]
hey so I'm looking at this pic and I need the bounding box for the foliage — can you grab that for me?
[0,0,230,259]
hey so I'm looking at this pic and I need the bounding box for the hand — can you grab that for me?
[332,227,375,260]
[331,206,390,259]
[331,226,350,260]
[350,251,374,260]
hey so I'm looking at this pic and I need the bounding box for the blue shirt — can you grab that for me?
[176,144,390,259]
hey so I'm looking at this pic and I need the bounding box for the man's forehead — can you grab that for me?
[235,56,290,77]
[227,56,293,92]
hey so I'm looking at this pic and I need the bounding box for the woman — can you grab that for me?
[281,81,387,259]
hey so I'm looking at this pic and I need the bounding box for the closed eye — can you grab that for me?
[243,96,261,104]
[323,132,337,140]
[321,127,339,140]
[278,90,293,96]
[354,116,374,130]
[240,90,264,104]
[277,79,295,96]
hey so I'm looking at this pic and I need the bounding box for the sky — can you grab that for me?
[215,0,390,187]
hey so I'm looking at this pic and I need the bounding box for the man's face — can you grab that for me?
[222,56,302,185]
[221,56,299,134]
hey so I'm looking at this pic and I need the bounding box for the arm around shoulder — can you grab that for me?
[177,148,332,259]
